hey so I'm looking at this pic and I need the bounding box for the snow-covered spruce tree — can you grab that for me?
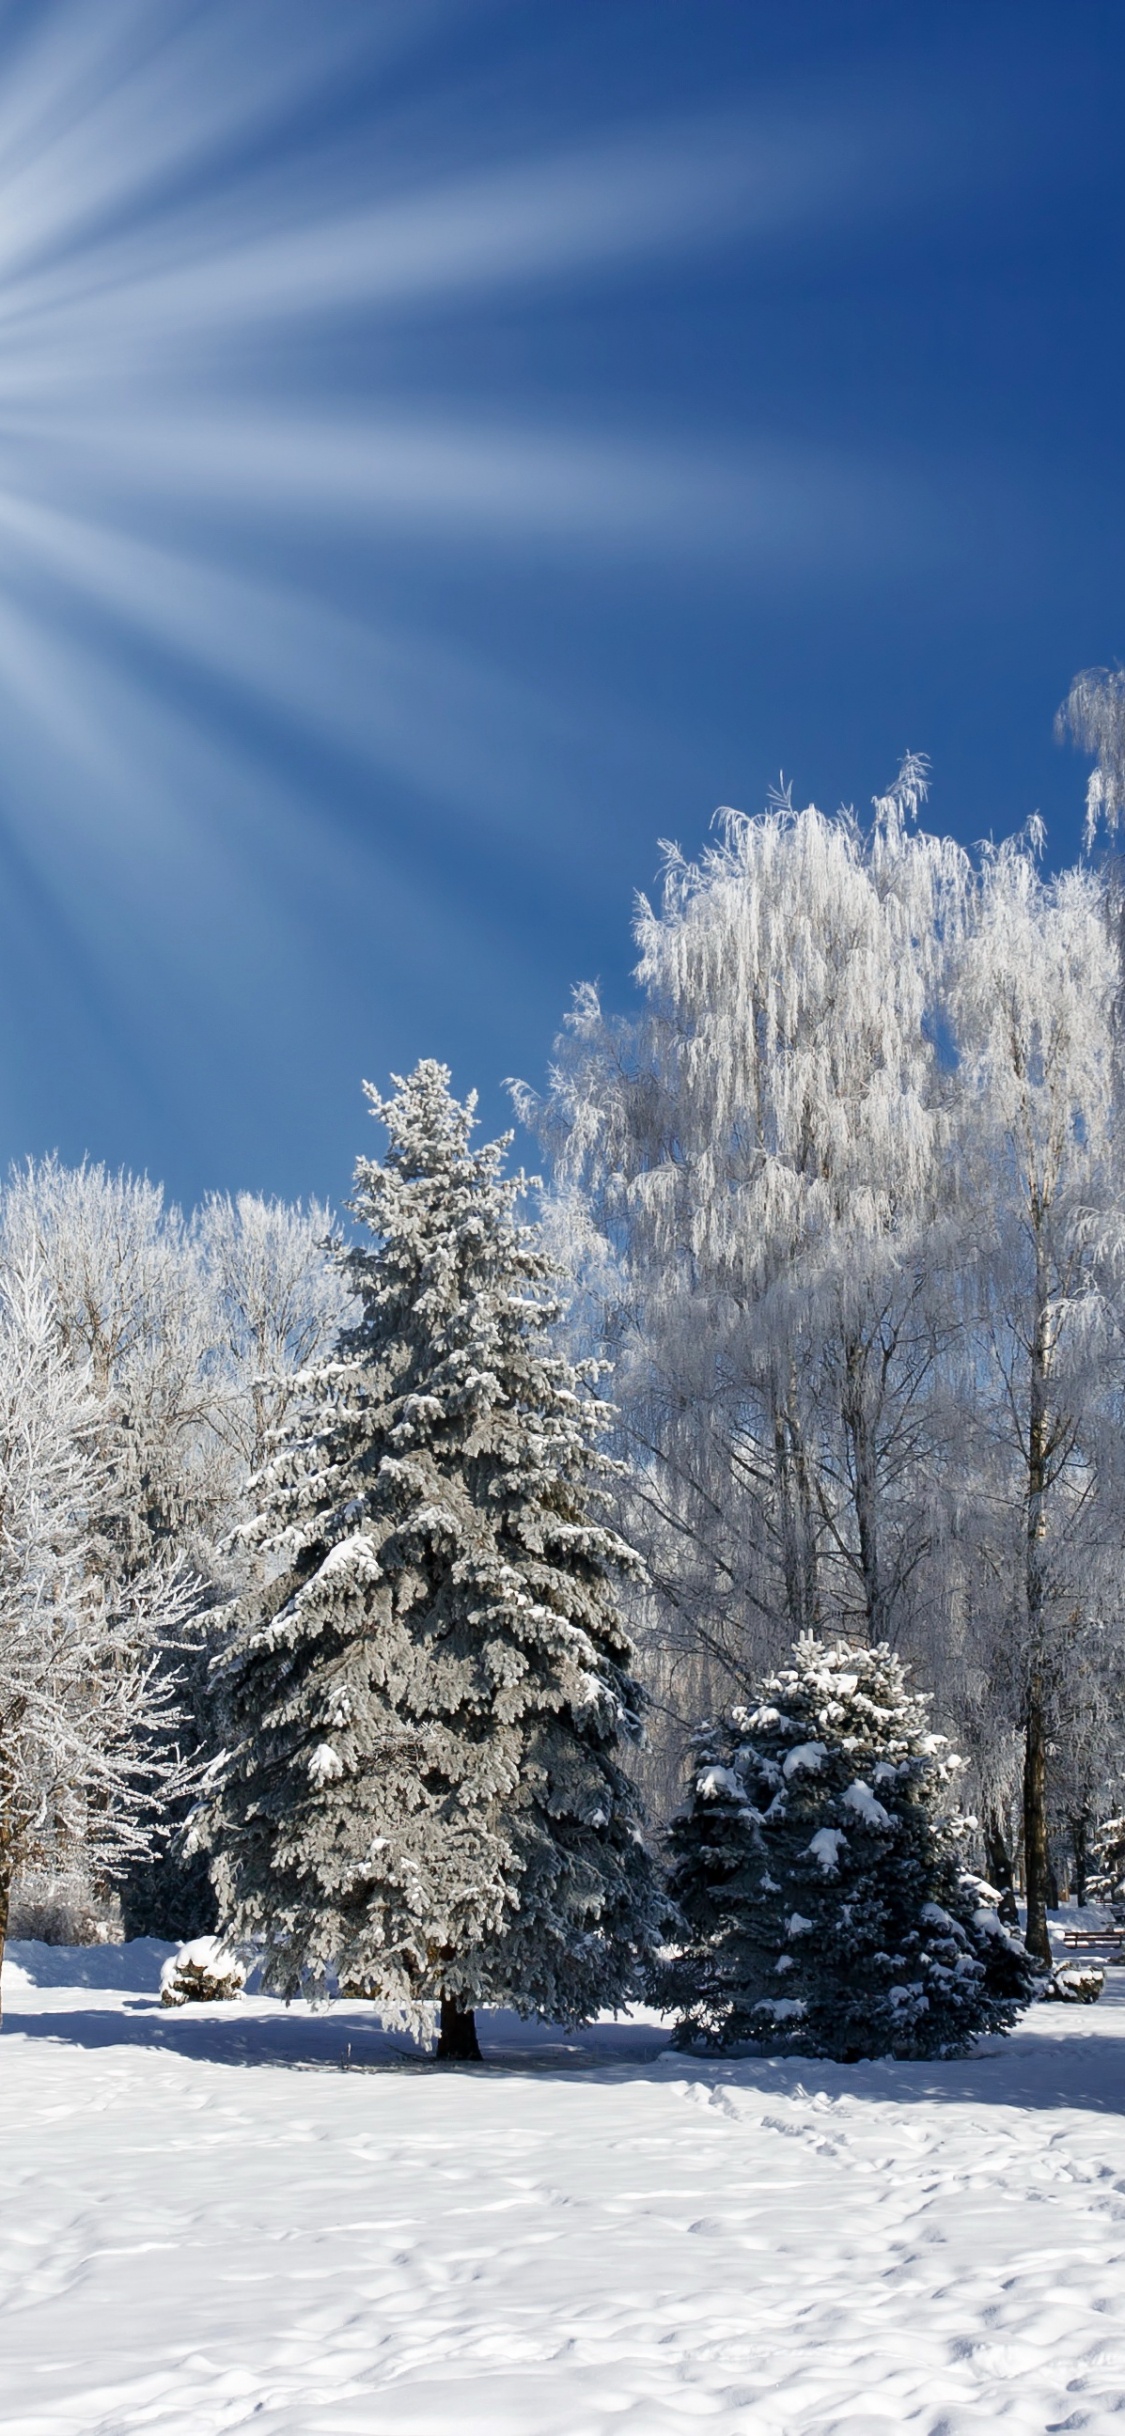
[664,1637,1036,2059]
[202,1062,659,2060]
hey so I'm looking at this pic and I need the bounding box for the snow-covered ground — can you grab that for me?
[3,1934,1125,2434]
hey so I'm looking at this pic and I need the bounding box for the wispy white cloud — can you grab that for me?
[0,409,934,571]
[0,574,504,1129]
[0,489,618,875]
[0,1,996,1178]
[0,4,955,582]
[0,106,870,344]
[0,0,429,283]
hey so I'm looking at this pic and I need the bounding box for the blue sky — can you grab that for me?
[0,0,1123,1208]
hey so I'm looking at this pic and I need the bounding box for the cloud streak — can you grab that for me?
[0,108,872,344]
[0,410,935,572]
[0,0,1020,1191]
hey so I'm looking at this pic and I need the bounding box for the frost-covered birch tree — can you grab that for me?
[1057,666,1125,845]
[0,1160,347,1934]
[0,1162,348,1571]
[202,1064,659,2060]
[195,1190,350,1478]
[0,1259,193,1994]
[533,687,1125,1917]
[951,836,1124,1962]
[531,767,967,1785]
[0,1159,225,1578]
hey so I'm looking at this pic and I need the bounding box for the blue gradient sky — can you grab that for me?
[1,0,1123,1205]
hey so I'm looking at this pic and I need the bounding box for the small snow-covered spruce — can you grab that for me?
[159,1936,246,2006]
[1040,1962,1104,2005]
[663,1636,1037,2060]
[200,1063,659,2059]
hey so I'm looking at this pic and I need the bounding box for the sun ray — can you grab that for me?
[0,0,961,1183]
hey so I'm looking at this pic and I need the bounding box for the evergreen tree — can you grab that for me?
[202,1063,659,2058]
[664,1636,1036,2060]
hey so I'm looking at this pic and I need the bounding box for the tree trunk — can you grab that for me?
[775,1401,818,1639]
[982,1807,1019,1926]
[0,1845,12,2028]
[844,1337,885,1645]
[437,1993,481,2062]
[1070,1813,1090,1908]
[1022,1267,1054,1971]
[1022,1676,1052,1967]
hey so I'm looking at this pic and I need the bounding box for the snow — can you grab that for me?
[807,1824,846,1870]
[841,1777,892,1827]
[5,1941,1125,2434]
[307,1742,345,1785]
[159,1939,247,2007]
[780,1740,827,1778]
[695,1765,743,1802]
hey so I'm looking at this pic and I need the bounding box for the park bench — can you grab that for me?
[1061,1927,1124,1954]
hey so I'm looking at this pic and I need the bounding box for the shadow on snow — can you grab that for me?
[4,1957,1125,2117]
